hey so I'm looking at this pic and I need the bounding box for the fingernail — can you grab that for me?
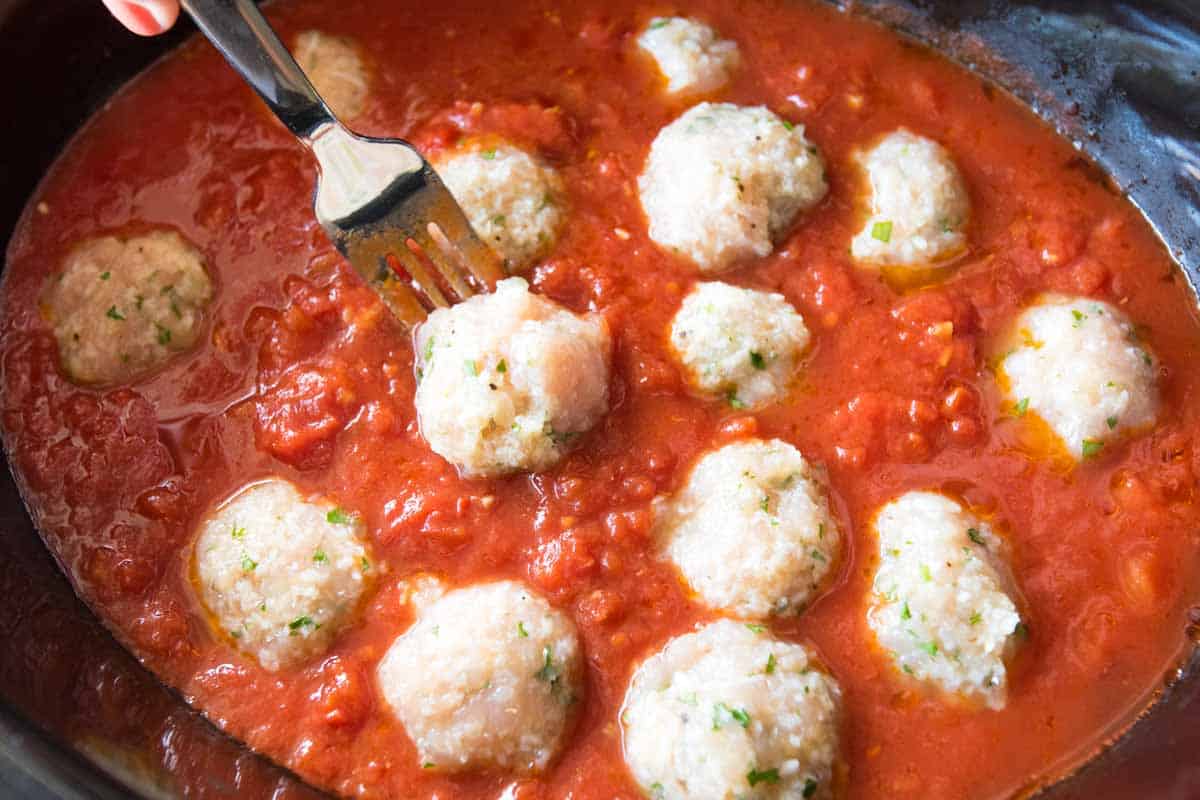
[125,0,175,30]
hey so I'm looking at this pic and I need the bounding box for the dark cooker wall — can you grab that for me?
[0,1,1197,798]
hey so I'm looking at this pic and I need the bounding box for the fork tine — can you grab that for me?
[363,257,430,327]
[410,224,474,301]
[337,231,433,325]
[426,199,506,290]
[390,245,450,309]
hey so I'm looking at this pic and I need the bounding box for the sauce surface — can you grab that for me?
[4,1,1200,798]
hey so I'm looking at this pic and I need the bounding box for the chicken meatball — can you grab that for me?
[621,620,842,800]
[867,491,1022,709]
[193,479,372,672]
[639,103,827,272]
[999,294,1157,460]
[637,16,740,96]
[669,282,810,409]
[376,580,582,773]
[294,30,369,120]
[655,439,840,618]
[414,277,611,478]
[850,130,970,268]
[41,230,213,385]
[434,142,565,272]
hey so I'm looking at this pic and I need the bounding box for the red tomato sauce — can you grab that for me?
[4,0,1200,798]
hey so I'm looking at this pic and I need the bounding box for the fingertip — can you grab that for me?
[102,0,179,36]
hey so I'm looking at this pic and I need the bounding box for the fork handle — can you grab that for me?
[179,0,335,140]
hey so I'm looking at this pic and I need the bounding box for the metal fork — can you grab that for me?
[180,0,504,327]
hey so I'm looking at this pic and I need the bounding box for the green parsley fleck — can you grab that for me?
[901,601,912,621]
[648,782,665,800]
[810,549,826,562]
[1014,621,1030,638]
[543,424,579,445]
[464,359,479,376]
[781,119,796,131]
[241,555,257,572]
[713,702,751,730]
[1014,397,1030,417]
[747,767,780,787]
[156,324,172,346]
[313,550,328,564]
[749,350,766,370]
[967,528,986,546]
[288,616,315,635]
[969,611,983,625]
[871,220,893,243]
[422,762,436,769]
[326,508,353,525]
[481,148,497,160]
[229,629,242,639]
[920,563,932,582]
[760,495,770,513]
[922,640,939,657]
[535,645,561,685]
[517,621,529,638]
[1106,415,1118,430]
[803,778,819,799]
[765,652,777,674]
[231,526,246,540]
[1071,309,1086,327]
[360,556,370,573]
[902,663,915,675]
[745,623,766,634]
[497,359,507,373]
[106,305,125,321]
[423,336,435,361]
[491,214,506,227]
[727,391,746,409]
[99,271,111,281]
[648,18,670,29]
[1081,438,1104,458]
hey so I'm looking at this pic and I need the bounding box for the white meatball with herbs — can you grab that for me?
[639,103,827,272]
[294,30,369,120]
[850,129,970,268]
[670,281,811,409]
[42,231,212,385]
[621,620,842,800]
[999,294,1157,461]
[435,142,565,273]
[193,479,372,672]
[867,491,1022,709]
[376,580,582,773]
[655,439,840,619]
[637,16,740,96]
[414,277,611,478]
